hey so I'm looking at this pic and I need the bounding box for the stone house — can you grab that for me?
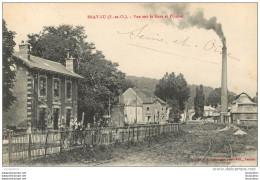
[3,41,83,131]
[203,106,216,117]
[122,88,167,125]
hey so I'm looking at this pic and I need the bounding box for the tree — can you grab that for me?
[27,24,132,124]
[155,72,190,122]
[28,25,91,66]
[207,88,236,107]
[194,85,205,118]
[3,19,16,112]
[77,50,133,122]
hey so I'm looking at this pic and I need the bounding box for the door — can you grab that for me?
[53,108,60,130]
[39,108,46,130]
[66,109,72,127]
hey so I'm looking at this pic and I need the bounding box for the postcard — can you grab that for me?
[1,2,258,180]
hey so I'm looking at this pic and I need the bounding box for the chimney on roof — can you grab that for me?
[65,49,74,72]
[19,40,31,60]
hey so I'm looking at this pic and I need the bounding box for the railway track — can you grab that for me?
[197,135,233,165]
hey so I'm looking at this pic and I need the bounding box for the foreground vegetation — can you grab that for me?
[11,123,257,166]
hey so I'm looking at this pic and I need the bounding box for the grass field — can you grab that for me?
[10,123,257,166]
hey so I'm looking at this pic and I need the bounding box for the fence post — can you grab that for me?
[128,127,130,142]
[8,133,12,164]
[121,128,124,142]
[132,127,135,141]
[91,130,94,146]
[60,131,63,154]
[137,127,139,142]
[28,134,31,159]
[44,133,49,157]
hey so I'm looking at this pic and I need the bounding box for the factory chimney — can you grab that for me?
[220,37,228,123]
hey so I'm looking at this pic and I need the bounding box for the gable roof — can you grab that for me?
[124,88,166,105]
[234,92,255,104]
[231,92,257,114]
[13,52,83,79]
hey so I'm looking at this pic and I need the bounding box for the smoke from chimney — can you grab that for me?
[145,3,226,43]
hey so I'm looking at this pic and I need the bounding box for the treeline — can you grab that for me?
[126,75,238,108]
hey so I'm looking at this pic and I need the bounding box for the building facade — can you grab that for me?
[122,88,167,125]
[3,42,83,131]
[203,106,216,117]
[230,92,257,125]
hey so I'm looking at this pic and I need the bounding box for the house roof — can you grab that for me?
[231,92,257,114]
[234,92,256,104]
[13,52,83,79]
[124,88,167,105]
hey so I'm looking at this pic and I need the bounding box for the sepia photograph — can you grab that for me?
[1,2,258,174]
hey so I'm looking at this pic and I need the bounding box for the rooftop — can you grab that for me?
[13,52,83,79]
[124,88,167,105]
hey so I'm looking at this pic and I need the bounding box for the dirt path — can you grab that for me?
[92,124,257,167]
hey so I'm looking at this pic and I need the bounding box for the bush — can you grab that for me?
[192,114,198,120]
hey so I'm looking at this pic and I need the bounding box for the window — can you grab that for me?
[39,76,47,97]
[66,81,72,99]
[53,78,60,98]
[146,107,150,111]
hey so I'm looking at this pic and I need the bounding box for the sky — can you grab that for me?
[3,3,257,97]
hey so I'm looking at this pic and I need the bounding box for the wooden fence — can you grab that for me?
[3,123,180,163]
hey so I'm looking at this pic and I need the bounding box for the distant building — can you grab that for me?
[122,88,168,125]
[3,41,83,131]
[230,92,257,125]
[203,106,216,117]
[212,104,232,123]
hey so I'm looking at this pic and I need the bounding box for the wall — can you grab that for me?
[204,110,214,117]
[124,106,143,125]
[149,100,167,123]
[123,88,144,124]
[122,89,167,124]
[32,71,78,130]
[232,113,258,121]
[3,66,27,127]
[111,105,125,127]
[233,119,257,126]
